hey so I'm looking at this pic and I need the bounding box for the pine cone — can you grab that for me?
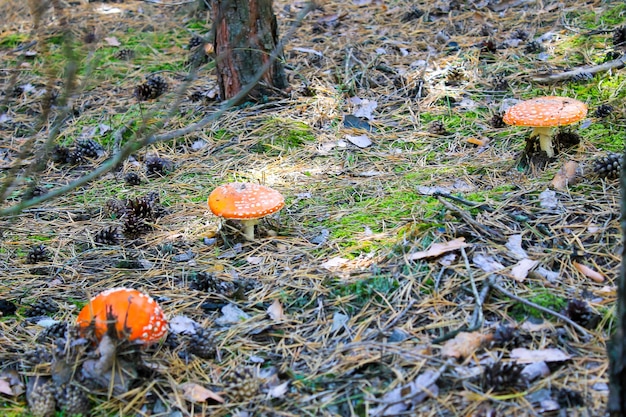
[492,74,508,91]
[124,172,141,186]
[479,361,527,393]
[613,26,626,47]
[0,299,17,316]
[565,299,599,329]
[490,114,505,128]
[105,198,126,218]
[115,48,134,60]
[145,155,173,177]
[491,324,526,349]
[224,367,261,401]
[25,299,59,317]
[188,327,216,359]
[592,152,622,179]
[67,149,86,165]
[94,226,120,245]
[55,384,90,417]
[76,139,104,158]
[524,40,543,53]
[555,387,584,408]
[428,120,448,136]
[594,104,614,118]
[126,197,154,219]
[51,145,72,164]
[27,244,49,264]
[445,67,465,86]
[37,321,69,343]
[123,213,151,238]
[23,347,53,367]
[135,75,168,101]
[189,272,237,295]
[27,378,56,417]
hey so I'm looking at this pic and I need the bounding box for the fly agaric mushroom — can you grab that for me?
[503,96,588,158]
[77,288,167,344]
[208,182,284,241]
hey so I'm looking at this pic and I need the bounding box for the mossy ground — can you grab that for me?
[0,0,624,416]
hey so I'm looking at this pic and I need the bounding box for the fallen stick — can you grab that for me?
[532,55,626,84]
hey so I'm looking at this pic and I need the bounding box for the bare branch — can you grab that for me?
[532,55,626,84]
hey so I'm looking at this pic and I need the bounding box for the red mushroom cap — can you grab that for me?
[208,182,284,220]
[503,96,588,127]
[76,288,167,344]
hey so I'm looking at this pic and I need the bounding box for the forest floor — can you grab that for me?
[0,0,625,416]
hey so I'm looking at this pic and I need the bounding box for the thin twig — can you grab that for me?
[488,277,591,339]
[437,196,505,241]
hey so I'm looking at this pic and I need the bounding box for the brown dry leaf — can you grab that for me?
[550,161,581,190]
[0,378,13,396]
[573,261,605,283]
[267,299,285,321]
[104,36,121,46]
[441,332,491,360]
[180,382,225,404]
[408,238,468,260]
[509,258,539,282]
[510,348,571,363]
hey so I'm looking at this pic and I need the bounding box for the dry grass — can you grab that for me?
[0,0,625,416]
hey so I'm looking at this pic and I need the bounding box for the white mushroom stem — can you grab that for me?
[530,126,555,158]
[241,219,260,241]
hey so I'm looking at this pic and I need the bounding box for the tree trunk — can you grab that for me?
[212,0,287,102]
[608,149,626,416]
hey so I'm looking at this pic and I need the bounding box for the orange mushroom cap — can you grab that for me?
[208,182,284,220]
[77,288,167,344]
[503,96,588,127]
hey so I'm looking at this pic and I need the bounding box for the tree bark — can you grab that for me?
[608,149,626,416]
[212,0,287,102]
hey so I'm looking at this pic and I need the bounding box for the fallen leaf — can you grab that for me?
[0,378,13,396]
[215,304,250,326]
[510,348,571,363]
[369,370,439,416]
[538,188,558,210]
[345,134,372,148]
[169,315,199,335]
[505,234,528,260]
[331,311,349,332]
[349,97,378,120]
[267,381,290,398]
[573,261,605,283]
[320,257,349,270]
[246,255,263,265]
[180,382,225,403]
[510,258,538,282]
[104,36,121,46]
[472,253,505,273]
[267,299,285,321]
[408,238,468,260]
[551,161,581,190]
[441,332,491,360]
